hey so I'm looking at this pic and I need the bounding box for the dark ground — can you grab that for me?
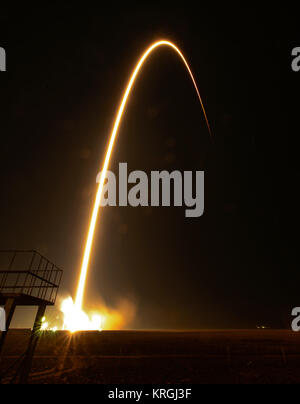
[0,330,300,384]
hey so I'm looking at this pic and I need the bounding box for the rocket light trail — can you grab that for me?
[61,40,212,331]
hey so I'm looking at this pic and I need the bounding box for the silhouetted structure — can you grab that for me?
[0,250,63,383]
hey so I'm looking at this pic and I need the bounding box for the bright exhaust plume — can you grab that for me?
[60,40,211,331]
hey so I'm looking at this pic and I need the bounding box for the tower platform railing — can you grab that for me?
[0,250,63,383]
[0,250,62,306]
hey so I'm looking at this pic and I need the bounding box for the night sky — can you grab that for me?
[1,5,299,329]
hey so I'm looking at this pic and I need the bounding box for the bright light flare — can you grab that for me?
[41,317,49,331]
[61,297,103,333]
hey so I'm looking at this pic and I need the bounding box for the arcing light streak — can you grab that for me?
[75,40,212,310]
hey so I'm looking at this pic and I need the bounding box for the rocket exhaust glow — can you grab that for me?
[74,40,212,318]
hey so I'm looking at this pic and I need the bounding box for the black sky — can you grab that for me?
[1,5,299,329]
